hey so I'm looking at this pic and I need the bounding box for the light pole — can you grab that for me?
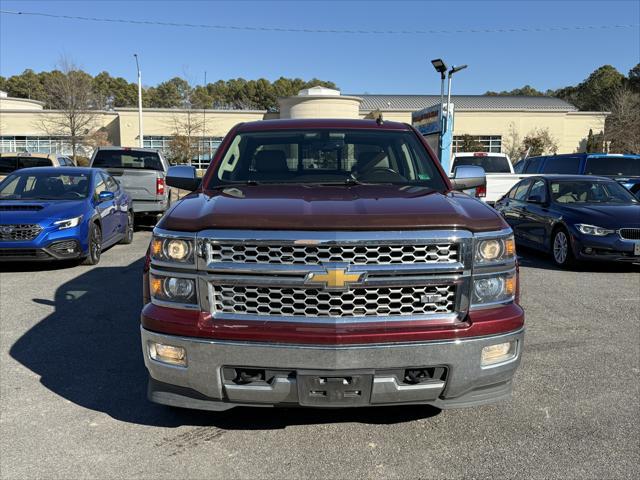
[430,58,447,129]
[445,64,468,131]
[134,54,144,148]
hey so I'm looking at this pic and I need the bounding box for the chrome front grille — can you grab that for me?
[0,224,42,241]
[619,228,640,240]
[208,243,459,265]
[212,285,456,318]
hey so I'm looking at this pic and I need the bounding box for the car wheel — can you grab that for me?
[551,228,574,267]
[82,223,102,265]
[120,211,134,244]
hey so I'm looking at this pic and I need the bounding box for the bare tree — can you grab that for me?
[39,57,99,161]
[502,123,523,163]
[166,111,204,164]
[606,86,640,153]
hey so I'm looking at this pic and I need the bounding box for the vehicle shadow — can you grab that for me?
[517,245,639,273]
[9,259,439,429]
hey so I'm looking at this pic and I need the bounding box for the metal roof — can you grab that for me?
[354,94,578,112]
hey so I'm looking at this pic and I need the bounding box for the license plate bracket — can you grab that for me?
[297,370,374,407]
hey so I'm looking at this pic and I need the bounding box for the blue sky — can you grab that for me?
[1,0,638,94]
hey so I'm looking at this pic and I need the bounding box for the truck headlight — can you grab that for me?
[475,234,515,265]
[150,273,197,305]
[472,270,516,307]
[575,224,615,236]
[151,236,195,263]
[54,215,83,230]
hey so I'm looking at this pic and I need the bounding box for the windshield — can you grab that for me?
[92,150,163,171]
[452,155,511,173]
[585,156,640,176]
[0,172,90,200]
[209,129,447,190]
[550,180,638,204]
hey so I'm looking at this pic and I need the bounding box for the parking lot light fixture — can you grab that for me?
[134,54,144,148]
[431,59,448,128]
[445,64,468,129]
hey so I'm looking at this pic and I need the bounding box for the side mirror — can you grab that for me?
[528,194,547,204]
[166,165,200,191]
[450,165,486,191]
[98,191,115,202]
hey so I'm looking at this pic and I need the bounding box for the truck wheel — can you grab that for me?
[551,227,574,268]
[82,223,102,265]
[120,211,134,245]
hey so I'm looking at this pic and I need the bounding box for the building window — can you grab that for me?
[0,136,77,155]
[143,136,223,169]
[453,135,502,153]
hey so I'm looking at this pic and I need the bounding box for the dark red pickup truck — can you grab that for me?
[141,119,524,410]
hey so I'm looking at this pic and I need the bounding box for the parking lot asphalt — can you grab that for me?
[1,230,639,480]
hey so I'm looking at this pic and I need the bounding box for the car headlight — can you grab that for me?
[472,270,516,307]
[54,215,83,230]
[475,234,516,265]
[150,236,195,263]
[150,273,197,305]
[575,224,615,236]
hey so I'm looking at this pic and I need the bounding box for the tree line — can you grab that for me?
[0,69,338,111]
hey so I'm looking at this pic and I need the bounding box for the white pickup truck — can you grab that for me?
[450,152,527,205]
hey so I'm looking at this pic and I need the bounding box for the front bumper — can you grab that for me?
[570,232,640,263]
[142,326,524,410]
[0,228,86,262]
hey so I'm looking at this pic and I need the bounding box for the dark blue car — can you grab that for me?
[0,167,134,265]
[495,175,640,267]
[513,153,640,196]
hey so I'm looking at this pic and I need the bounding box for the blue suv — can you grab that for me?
[513,153,640,196]
[0,167,133,265]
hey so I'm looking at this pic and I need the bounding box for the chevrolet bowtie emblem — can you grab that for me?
[305,267,365,290]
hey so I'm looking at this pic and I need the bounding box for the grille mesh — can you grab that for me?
[208,243,458,265]
[0,224,43,241]
[212,285,456,317]
[619,228,640,240]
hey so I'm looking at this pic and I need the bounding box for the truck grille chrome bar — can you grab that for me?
[212,285,456,318]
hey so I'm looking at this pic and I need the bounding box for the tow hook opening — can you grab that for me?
[404,367,447,384]
[233,368,266,385]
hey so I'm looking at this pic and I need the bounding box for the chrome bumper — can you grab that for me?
[142,326,524,410]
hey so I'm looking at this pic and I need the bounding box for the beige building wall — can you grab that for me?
[115,109,267,146]
[452,110,607,154]
[0,109,119,137]
[279,96,362,119]
[0,96,45,111]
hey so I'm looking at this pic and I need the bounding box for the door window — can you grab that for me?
[94,174,106,200]
[524,157,544,173]
[102,173,119,193]
[527,179,547,202]
[513,179,533,200]
[541,156,581,174]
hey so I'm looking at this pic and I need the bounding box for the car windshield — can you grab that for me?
[209,129,447,191]
[585,156,640,176]
[92,150,163,171]
[0,172,91,200]
[452,155,511,173]
[550,180,638,204]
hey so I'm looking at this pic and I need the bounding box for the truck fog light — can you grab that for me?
[474,277,504,299]
[164,277,194,299]
[481,341,517,366]
[149,342,187,367]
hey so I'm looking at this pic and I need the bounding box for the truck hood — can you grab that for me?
[158,185,508,232]
[558,203,640,229]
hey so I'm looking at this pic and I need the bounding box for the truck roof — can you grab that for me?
[236,118,412,132]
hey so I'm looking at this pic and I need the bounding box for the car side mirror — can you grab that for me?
[98,191,115,202]
[528,194,547,205]
[166,165,200,191]
[450,165,486,191]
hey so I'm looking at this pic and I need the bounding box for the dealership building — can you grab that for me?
[0,87,608,166]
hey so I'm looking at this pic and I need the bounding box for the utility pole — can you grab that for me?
[203,71,207,166]
[134,54,144,147]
